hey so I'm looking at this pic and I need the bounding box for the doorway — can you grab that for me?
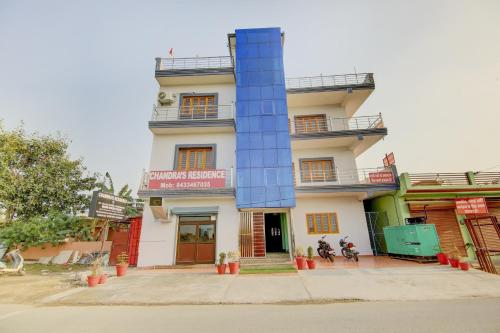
[265,213,288,253]
[176,216,216,264]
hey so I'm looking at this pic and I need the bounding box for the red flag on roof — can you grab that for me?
[168,48,173,57]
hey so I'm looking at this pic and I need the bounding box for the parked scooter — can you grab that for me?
[317,235,335,262]
[339,236,359,262]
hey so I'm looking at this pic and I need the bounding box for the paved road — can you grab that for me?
[1,298,499,332]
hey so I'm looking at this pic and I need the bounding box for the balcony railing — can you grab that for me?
[151,105,235,121]
[289,114,383,135]
[408,173,470,186]
[155,56,234,71]
[286,73,374,91]
[139,168,234,192]
[295,167,395,187]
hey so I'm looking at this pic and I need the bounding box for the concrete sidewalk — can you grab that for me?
[40,265,500,305]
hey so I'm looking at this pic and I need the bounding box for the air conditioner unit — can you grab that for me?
[149,197,172,222]
[157,92,176,105]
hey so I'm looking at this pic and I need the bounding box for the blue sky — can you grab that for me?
[1,0,499,192]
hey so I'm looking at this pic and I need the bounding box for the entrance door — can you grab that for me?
[176,218,216,264]
[265,213,284,252]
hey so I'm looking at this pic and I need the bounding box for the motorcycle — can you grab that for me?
[339,236,359,262]
[317,235,335,262]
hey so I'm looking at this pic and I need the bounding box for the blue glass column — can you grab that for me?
[235,27,295,208]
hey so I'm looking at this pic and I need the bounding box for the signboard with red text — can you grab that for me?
[368,171,395,184]
[148,170,227,190]
[455,198,489,215]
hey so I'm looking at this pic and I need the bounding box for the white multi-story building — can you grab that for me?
[137,27,397,267]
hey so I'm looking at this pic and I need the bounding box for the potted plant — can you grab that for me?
[306,246,316,269]
[227,250,240,274]
[294,246,307,270]
[448,244,460,268]
[216,252,227,274]
[434,246,448,265]
[116,251,129,277]
[459,257,470,271]
[87,258,101,287]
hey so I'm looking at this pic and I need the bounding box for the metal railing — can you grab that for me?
[472,172,500,185]
[295,167,395,186]
[139,168,234,191]
[286,73,374,90]
[151,105,234,121]
[290,114,383,135]
[408,173,470,186]
[155,56,233,71]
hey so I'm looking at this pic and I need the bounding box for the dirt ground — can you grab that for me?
[0,264,89,303]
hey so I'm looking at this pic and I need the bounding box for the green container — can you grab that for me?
[383,224,440,257]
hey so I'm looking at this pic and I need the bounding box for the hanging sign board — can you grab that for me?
[148,170,226,190]
[455,198,489,215]
[89,191,128,220]
[368,171,395,184]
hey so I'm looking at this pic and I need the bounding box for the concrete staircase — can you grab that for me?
[240,252,293,267]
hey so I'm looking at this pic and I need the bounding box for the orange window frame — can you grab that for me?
[180,95,216,117]
[177,147,212,170]
[306,213,339,234]
[294,115,327,134]
[300,159,335,182]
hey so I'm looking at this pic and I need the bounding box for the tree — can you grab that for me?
[0,125,98,222]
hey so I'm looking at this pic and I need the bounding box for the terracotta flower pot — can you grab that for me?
[436,253,448,265]
[306,259,316,269]
[459,262,470,271]
[228,262,239,274]
[98,274,107,284]
[116,263,129,277]
[449,258,460,268]
[87,275,100,288]
[296,257,307,270]
[217,264,227,274]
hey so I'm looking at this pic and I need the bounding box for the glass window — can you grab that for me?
[198,224,215,242]
[300,159,337,182]
[305,213,339,234]
[294,115,328,134]
[179,225,197,242]
[180,95,216,119]
[177,147,213,170]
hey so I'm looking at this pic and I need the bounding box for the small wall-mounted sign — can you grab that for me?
[89,191,128,221]
[455,197,489,215]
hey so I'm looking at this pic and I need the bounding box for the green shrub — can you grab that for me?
[0,213,92,249]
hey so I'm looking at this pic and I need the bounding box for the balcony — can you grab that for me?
[289,114,387,156]
[286,73,375,116]
[137,168,235,198]
[149,105,235,134]
[155,56,235,86]
[286,73,374,92]
[294,167,398,198]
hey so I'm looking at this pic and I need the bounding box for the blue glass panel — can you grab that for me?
[237,149,250,168]
[236,134,249,150]
[261,86,274,99]
[277,131,291,149]
[251,168,264,187]
[249,133,263,148]
[262,132,277,149]
[264,169,278,186]
[262,100,274,114]
[249,116,262,132]
[237,168,251,187]
[249,149,263,167]
[263,149,278,167]
[251,187,265,206]
[276,115,288,131]
[248,101,261,116]
[236,117,250,133]
[262,116,276,131]
[249,86,260,100]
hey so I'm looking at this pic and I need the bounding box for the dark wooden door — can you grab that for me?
[176,220,216,264]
